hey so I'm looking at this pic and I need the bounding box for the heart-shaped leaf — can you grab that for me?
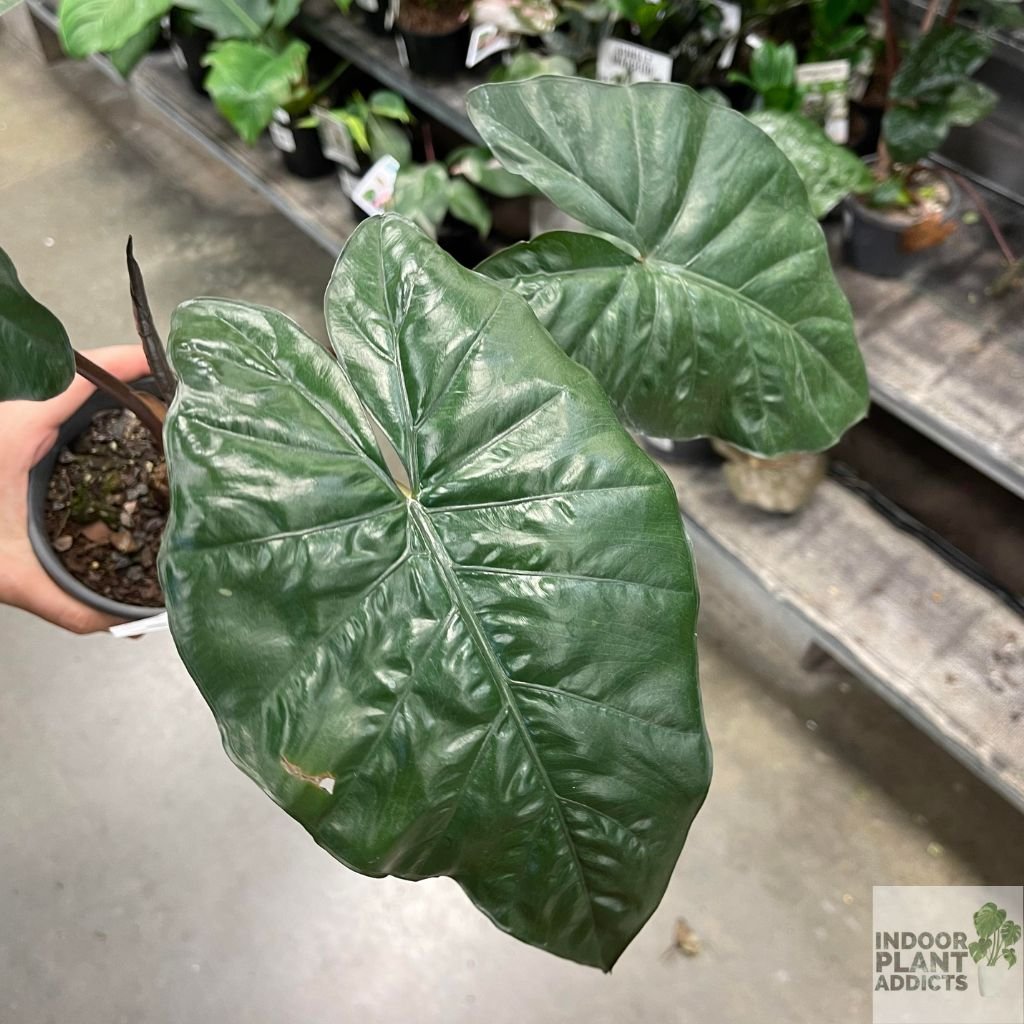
[160,214,710,970]
[203,39,308,144]
[0,246,75,401]
[470,78,868,456]
[59,0,172,57]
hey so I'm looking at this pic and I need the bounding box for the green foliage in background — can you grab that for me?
[883,24,996,166]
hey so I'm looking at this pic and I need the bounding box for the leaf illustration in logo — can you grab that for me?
[974,902,1006,940]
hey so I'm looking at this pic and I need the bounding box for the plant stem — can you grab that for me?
[920,0,944,33]
[954,172,1018,266]
[880,0,899,91]
[943,0,961,24]
[74,351,166,454]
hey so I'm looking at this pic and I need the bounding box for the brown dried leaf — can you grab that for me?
[901,214,956,253]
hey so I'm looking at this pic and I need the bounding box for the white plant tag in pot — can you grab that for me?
[109,611,169,638]
[351,155,400,217]
[170,40,187,71]
[797,60,850,143]
[269,107,296,153]
[711,0,741,68]
[466,24,517,67]
[312,105,358,170]
[596,39,673,83]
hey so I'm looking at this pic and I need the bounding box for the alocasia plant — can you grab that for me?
[1,77,874,968]
[470,78,868,455]
[159,213,711,970]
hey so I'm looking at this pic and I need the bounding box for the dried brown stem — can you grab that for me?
[954,173,1017,267]
[74,351,166,454]
[126,237,176,403]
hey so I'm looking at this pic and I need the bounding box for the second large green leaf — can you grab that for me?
[470,78,868,456]
[159,214,711,970]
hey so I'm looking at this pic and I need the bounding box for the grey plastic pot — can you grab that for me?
[842,164,961,278]
[27,377,165,621]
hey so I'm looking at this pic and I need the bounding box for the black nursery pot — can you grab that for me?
[362,1,390,34]
[271,112,335,179]
[168,12,213,96]
[397,21,470,77]
[28,378,164,621]
[842,170,961,279]
[640,436,719,464]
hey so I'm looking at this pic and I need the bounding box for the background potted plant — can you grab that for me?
[842,0,998,277]
[396,0,472,76]
[203,38,346,176]
[57,0,304,89]
[307,88,415,177]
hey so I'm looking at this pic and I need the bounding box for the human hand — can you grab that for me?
[0,345,151,633]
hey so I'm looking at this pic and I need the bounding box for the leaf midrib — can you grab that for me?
[406,499,604,963]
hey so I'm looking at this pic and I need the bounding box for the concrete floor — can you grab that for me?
[1,14,1021,1024]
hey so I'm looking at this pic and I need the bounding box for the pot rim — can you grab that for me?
[27,375,165,622]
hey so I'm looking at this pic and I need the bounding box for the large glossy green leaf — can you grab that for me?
[203,39,308,144]
[176,0,272,39]
[0,245,75,401]
[59,0,172,58]
[159,214,710,970]
[470,78,868,456]
[748,111,874,218]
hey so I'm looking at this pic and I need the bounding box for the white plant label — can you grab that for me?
[313,105,358,170]
[711,0,742,68]
[170,41,187,72]
[797,59,850,143]
[395,33,409,69]
[350,155,400,217]
[269,108,296,153]
[356,0,379,11]
[109,611,169,638]
[596,39,673,84]
[466,24,517,67]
